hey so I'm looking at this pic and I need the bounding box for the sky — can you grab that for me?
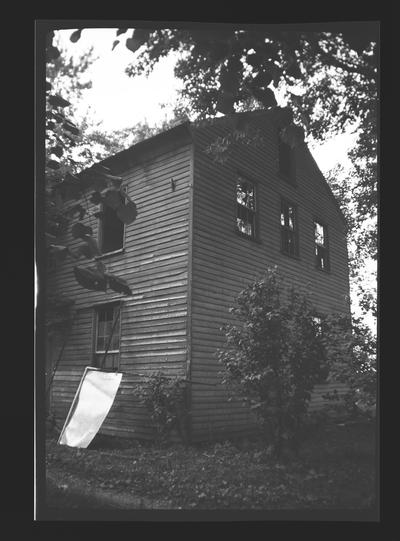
[55,28,358,176]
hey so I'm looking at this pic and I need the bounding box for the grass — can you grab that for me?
[45,418,377,510]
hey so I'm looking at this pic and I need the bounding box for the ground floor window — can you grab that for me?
[94,303,121,370]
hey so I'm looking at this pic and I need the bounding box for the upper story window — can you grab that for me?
[280,199,299,257]
[99,193,125,255]
[314,220,330,271]
[94,303,121,370]
[236,176,257,240]
[278,137,295,184]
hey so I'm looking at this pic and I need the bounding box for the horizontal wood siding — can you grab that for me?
[47,140,192,439]
[190,114,351,440]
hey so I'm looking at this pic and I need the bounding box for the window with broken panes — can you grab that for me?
[280,199,298,256]
[314,220,329,270]
[95,304,120,369]
[236,177,256,239]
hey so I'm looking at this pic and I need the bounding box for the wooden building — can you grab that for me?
[46,108,351,442]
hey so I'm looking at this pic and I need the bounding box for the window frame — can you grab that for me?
[97,190,126,256]
[280,197,299,258]
[278,134,296,185]
[235,174,259,242]
[93,302,121,370]
[314,218,330,272]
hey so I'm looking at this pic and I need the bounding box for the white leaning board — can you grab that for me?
[58,367,122,448]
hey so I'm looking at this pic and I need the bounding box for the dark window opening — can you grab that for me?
[278,138,295,183]
[314,221,329,270]
[100,194,125,254]
[94,303,120,370]
[280,199,298,256]
[236,177,256,239]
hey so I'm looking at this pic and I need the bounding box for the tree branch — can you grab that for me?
[317,45,376,81]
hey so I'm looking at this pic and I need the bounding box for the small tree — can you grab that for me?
[218,268,334,457]
[135,372,189,446]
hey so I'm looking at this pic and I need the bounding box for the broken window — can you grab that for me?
[99,194,125,254]
[280,199,298,257]
[278,137,295,183]
[94,303,121,370]
[236,177,256,239]
[314,220,330,271]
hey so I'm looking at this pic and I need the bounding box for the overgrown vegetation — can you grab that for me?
[45,420,376,510]
[218,268,376,457]
[135,372,189,445]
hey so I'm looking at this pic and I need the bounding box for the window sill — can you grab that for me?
[96,248,125,260]
[234,229,262,244]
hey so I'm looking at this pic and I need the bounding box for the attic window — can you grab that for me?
[99,194,125,254]
[278,137,295,183]
[280,199,299,257]
[314,220,330,271]
[236,177,256,239]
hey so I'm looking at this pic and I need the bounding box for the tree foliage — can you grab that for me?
[118,23,378,322]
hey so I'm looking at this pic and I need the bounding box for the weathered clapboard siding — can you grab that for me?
[47,136,193,438]
[47,112,351,442]
[189,112,351,440]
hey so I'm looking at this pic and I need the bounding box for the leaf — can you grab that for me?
[90,191,104,205]
[82,235,101,256]
[46,45,60,61]
[47,159,60,170]
[70,29,82,43]
[112,39,120,51]
[103,189,123,210]
[73,266,107,292]
[52,111,65,123]
[116,201,137,224]
[71,222,93,239]
[74,239,100,260]
[107,274,132,296]
[126,29,150,53]
[51,146,63,158]
[116,28,128,36]
[62,121,80,136]
[48,94,71,108]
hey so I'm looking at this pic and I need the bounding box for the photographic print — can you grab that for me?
[35,19,379,521]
